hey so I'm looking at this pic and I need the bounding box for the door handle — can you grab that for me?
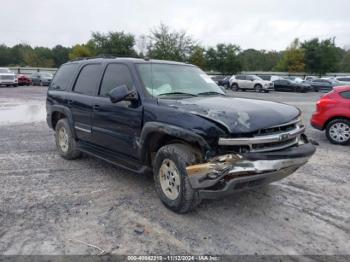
[67,99,73,105]
[93,104,100,111]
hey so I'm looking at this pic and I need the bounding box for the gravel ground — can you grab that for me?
[0,86,349,255]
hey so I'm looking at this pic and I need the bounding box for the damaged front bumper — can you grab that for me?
[186,142,316,199]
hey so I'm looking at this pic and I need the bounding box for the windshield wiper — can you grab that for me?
[158,92,198,97]
[197,91,225,96]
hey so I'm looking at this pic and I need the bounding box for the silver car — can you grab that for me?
[230,75,274,92]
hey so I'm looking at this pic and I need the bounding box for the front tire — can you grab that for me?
[55,118,82,159]
[231,83,239,91]
[254,84,262,92]
[326,119,350,145]
[153,144,201,213]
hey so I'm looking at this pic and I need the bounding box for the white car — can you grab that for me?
[229,74,274,92]
[0,68,17,87]
[335,76,350,83]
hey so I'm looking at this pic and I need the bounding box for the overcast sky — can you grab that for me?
[1,0,349,51]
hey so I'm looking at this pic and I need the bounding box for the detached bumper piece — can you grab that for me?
[186,143,316,199]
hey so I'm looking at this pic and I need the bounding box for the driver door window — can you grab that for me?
[99,64,133,96]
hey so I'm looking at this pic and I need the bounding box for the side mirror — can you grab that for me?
[108,85,137,103]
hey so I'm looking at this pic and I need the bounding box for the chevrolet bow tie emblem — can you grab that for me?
[279,133,289,141]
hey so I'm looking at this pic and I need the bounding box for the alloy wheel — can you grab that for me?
[58,127,69,153]
[329,122,350,143]
[159,159,181,200]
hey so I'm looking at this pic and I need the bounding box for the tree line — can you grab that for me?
[1,23,350,75]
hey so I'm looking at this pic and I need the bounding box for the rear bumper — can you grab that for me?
[186,142,316,199]
[310,112,326,130]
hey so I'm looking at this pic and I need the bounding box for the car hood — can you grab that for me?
[159,96,300,134]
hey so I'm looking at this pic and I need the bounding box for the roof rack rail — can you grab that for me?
[69,54,117,62]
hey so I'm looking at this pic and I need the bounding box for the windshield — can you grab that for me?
[137,63,225,97]
[0,68,11,73]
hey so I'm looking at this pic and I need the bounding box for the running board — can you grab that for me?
[77,141,150,175]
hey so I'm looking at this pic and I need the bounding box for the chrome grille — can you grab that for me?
[218,118,304,153]
[1,75,15,80]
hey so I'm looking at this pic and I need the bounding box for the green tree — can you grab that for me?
[88,31,137,57]
[189,46,206,69]
[340,50,350,72]
[10,44,32,66]
[205,44,241,74]
[275,39,305,72]
[239,49,281,71]
[52,45,71,67]
[147,23,195,61]
[302,38,340,75]
[69,44,93,60]
[205,47,218,71]
[0,45,12,66]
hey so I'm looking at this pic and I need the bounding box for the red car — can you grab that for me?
[311,86,350,145]
[17,74,32,86]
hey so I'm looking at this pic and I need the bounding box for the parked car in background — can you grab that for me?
[230,74,274,92]
[31,72,53,86]
[273,79,312,93]
[335,76,350,83]
[0,68,17,87]
[17,74,32,86]
[209,75,224,85]
[311,86,350,145]
[257,75,282,81]
[309,78,341,92]
[305,76,318,82]
[285,76,304,83]
[217,76,230,88]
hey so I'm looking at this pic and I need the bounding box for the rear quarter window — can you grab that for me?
[50,63,79,90]
[340,91,350,99]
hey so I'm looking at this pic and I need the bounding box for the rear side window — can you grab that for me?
[340,91,350,99]
[50,63,78,90]
[73,64,102,96]
[99,64,133,97]
[236,75,245,80]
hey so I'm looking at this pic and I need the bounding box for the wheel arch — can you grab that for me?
[324,116,350,130]
[139,122,210,167]
[50,106,76,138]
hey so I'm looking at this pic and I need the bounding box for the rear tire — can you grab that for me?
[325,119,350,145]
[55,118,82,159]
[153,144,202,213]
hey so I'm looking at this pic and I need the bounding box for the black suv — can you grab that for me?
[47,58,315,213]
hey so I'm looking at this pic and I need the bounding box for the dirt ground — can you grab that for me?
[0,86,349,255]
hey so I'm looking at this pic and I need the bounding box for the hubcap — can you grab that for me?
[58,127,69,153]
[329,122,350,142]
[159,159,181,200]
